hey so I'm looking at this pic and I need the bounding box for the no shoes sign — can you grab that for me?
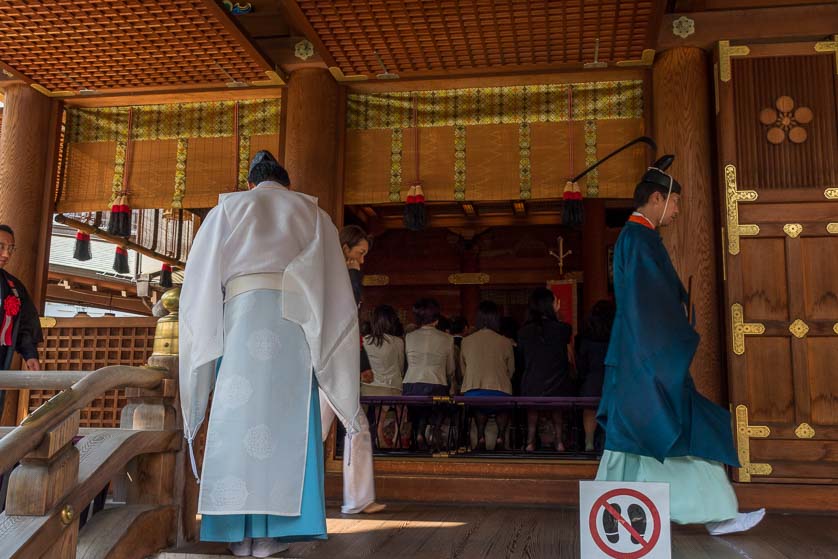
[580,481,671,559]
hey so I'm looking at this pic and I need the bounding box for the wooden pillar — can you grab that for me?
[653,48,724,404]
[283,69,344,221]
[581,198,608,317]
[0,83,59,305]
[0,84,60,426]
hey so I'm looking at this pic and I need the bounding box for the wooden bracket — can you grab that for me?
[329,67,368,82]
[616,49,656,67]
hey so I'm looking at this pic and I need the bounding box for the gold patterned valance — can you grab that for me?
[347,81,643,130]
[345,81,646,205]
[58,98,281,212]
[66,99,279,143]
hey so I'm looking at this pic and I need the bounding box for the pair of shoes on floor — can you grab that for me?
[229,537,290,557]
[706,508,766,535]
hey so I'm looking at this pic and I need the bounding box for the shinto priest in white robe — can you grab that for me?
[179,181,362,518]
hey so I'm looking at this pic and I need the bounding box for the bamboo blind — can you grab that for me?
[344,81,646,204]
[57,98,281,212]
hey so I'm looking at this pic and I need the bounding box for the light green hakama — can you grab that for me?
[596,450,738,524]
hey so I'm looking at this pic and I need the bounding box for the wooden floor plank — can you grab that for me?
[155,505,838,559]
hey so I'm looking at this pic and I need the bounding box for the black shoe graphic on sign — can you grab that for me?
[628,504,647,544]
[603,503,621,544]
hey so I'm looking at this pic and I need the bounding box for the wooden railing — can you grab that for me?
[0,367,164,476]
[0,289,183,559]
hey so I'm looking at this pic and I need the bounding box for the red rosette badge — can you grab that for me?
[4,295,21,317]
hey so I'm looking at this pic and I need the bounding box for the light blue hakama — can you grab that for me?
[596,450,738,524]
[199,288,327,543]
[200,377,327,542]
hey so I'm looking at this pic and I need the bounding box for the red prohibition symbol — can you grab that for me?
[588,488,662,559]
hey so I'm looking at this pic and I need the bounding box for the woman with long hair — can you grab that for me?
[363,305,406,448]
[363,305,405,396]
[518,287,575,452]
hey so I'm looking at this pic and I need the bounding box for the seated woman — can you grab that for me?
[460,301,515,450]
[518,287,575,452]
[403,298,456,450]
[576,299,615,452]
[363,305,406,447]
[362,305,405,396]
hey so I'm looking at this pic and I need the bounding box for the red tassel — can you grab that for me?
[160,264,173,288]
[73,231,92,261]
[113,246,130,274]
[107,195,132,237]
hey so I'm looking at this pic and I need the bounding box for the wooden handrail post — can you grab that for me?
[5,411,82,557]
[118,288,182,549]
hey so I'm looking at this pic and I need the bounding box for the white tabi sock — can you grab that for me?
[228,537,252,557]
[251,537,290,558]
[705,508,766,536]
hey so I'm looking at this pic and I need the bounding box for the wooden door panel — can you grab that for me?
[801,237,838,320]
[739,203,838,223]
[717,44,838,484]
[744,337,795,424]
[732,55,838,191]
[740,238,789,321]
[806,338,838,426]
[751,439,838,481]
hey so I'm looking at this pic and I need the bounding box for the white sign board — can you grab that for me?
[580,481,671,559]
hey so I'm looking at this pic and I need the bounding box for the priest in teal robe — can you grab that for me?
[596,159,766,536]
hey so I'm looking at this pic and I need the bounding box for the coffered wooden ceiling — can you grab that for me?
[0,0,276,95]
[293,0,661,79]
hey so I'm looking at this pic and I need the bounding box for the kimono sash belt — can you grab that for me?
[225,272,285,302]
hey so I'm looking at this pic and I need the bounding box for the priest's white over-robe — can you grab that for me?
[179,181,361,517]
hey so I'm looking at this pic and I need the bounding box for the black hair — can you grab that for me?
[359,320,372,337]
[475,300,501,333]
[413,298,440,327]
[633,168,682,208]
[339,224,372,251]
[582,299,616,343]
[0,225,14,238]
[368,305,403,347]
[248,150,290,186]
[436,315,452,334]
[526,287,558,339]
[450,315,468,336]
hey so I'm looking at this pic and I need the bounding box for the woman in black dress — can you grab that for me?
[518,287,575,451]
[576,299,616,451]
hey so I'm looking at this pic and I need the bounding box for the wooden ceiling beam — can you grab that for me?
[62,85,282,108]
[46,283,151,316]
[278,0,340,69]
[658,4,838,50]
[199,0,277,73]
[346,67,646,94]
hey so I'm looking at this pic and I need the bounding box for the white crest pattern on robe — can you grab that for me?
[179,182,361,516]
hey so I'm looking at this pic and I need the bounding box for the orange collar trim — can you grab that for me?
[628,214,656,230]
